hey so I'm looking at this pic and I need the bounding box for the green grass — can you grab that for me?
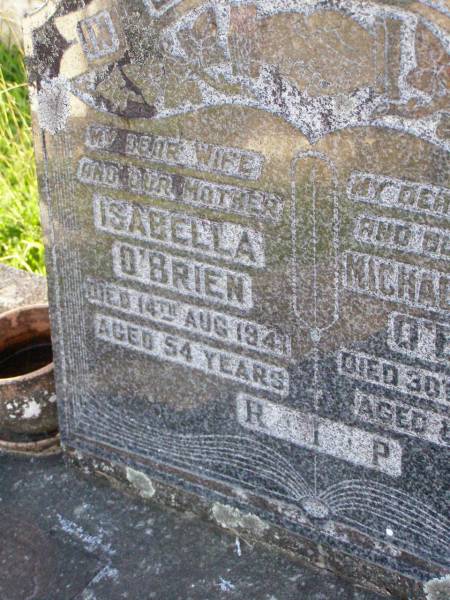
[0,40,45,274]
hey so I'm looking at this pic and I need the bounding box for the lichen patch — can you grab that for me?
[212,502,269,537]
[37,76,71,134]
[21,399,42,420]
[424,575,450,600]
[126,467,156,499]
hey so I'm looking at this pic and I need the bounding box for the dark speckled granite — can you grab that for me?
[24,1,449,597]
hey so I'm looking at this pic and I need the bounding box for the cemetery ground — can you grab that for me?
[0,446,384,600]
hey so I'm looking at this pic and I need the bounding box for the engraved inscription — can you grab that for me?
[354,214,450,262]
[388,312,449,365]
[339,349,450,407]
[78,157,283,222]
[237,394,402,477]
[86,278,291,358]
[112,242,253,311]
[77,10,120,61]
[94,194,265,268]
[343,252,450,315]
[354,391,449,447]
[96,314,289,396]
[348,172,450,220]
[86,125,264,180]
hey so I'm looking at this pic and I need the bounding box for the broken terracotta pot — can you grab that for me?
[0,304,57,439]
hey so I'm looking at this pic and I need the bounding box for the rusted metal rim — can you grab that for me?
[0,303,54,384]
[0,432,61,456]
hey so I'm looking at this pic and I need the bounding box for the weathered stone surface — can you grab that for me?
[0,264,47,313]
[0,452,385,600]
[24,1,449,596]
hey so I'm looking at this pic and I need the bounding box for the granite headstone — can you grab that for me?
[25,1,449,597]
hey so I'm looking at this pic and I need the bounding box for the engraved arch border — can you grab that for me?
[163,0,450,106]
[66,0,450,150]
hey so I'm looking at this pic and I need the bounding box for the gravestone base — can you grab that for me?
[0,449,391,600]
[65,446,446,600]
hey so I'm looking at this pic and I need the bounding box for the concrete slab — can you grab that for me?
[0,453,385,600]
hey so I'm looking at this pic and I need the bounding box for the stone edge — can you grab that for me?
[66,447,442,600]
